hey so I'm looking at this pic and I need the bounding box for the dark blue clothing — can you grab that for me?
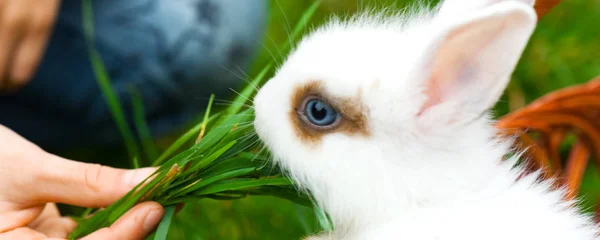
[0,0,266,149]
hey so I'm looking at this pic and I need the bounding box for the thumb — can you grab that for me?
[79,202,164,240]
[24,153,157,208]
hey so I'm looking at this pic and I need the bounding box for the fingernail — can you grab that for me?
[124,167,157,187]
[143,208,163,232]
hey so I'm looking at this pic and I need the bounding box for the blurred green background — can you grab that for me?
[65,0,600,239]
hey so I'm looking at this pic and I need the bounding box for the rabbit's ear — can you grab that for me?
[417,2,536,124]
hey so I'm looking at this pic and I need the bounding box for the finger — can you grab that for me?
[27,203,61,229]
[0,227,46,240]
[0,205,44,232]
[30,216,77,238]
[28,154,157,208]
[80,202,163,240]
[8,0,60,87]
[0,1,29,91]
[27,203,77,238]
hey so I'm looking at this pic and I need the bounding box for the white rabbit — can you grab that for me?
[253,0,600,239]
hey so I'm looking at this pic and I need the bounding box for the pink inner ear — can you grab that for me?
[418,74,443,116]
[416,25,485,117]
[417,53,463,116]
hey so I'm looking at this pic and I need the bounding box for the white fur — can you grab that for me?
[254,1,599,239]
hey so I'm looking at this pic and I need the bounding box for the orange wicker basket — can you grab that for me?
[495,0,600,220]
[497,76,600,217]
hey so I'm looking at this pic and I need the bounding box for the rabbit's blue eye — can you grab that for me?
[304,99,340,127]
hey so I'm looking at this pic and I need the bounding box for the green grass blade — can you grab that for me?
[88,49,140,163]
[132,156,140,169]
[159,148,200,171]
[291,1,321,39]
[154,205,176,240]
[280,0,321,53]
[152,113,221,166]
[170,168,257,198]
[189,110,253,153]
[131,86,159,163]
[196,94,215,144]
[81,0,95,45]
[314,204,334,232]
[196,177,292,195]
[188,140,238,172]
[82,0,140,163]
[80,207,94,218]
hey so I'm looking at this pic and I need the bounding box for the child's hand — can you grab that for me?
[0,125,163,239]
[0,0,61,92]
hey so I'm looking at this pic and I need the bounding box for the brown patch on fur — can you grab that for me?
[289,80,369,145]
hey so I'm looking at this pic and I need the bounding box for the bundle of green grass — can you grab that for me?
[68,100,316,239]
[68,1,327,239]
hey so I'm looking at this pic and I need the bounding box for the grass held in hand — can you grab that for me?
[68,52,330,239]
[68,98,314,239]
[68,1,329,239]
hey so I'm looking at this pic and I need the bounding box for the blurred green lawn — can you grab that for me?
[62,0,600,239]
